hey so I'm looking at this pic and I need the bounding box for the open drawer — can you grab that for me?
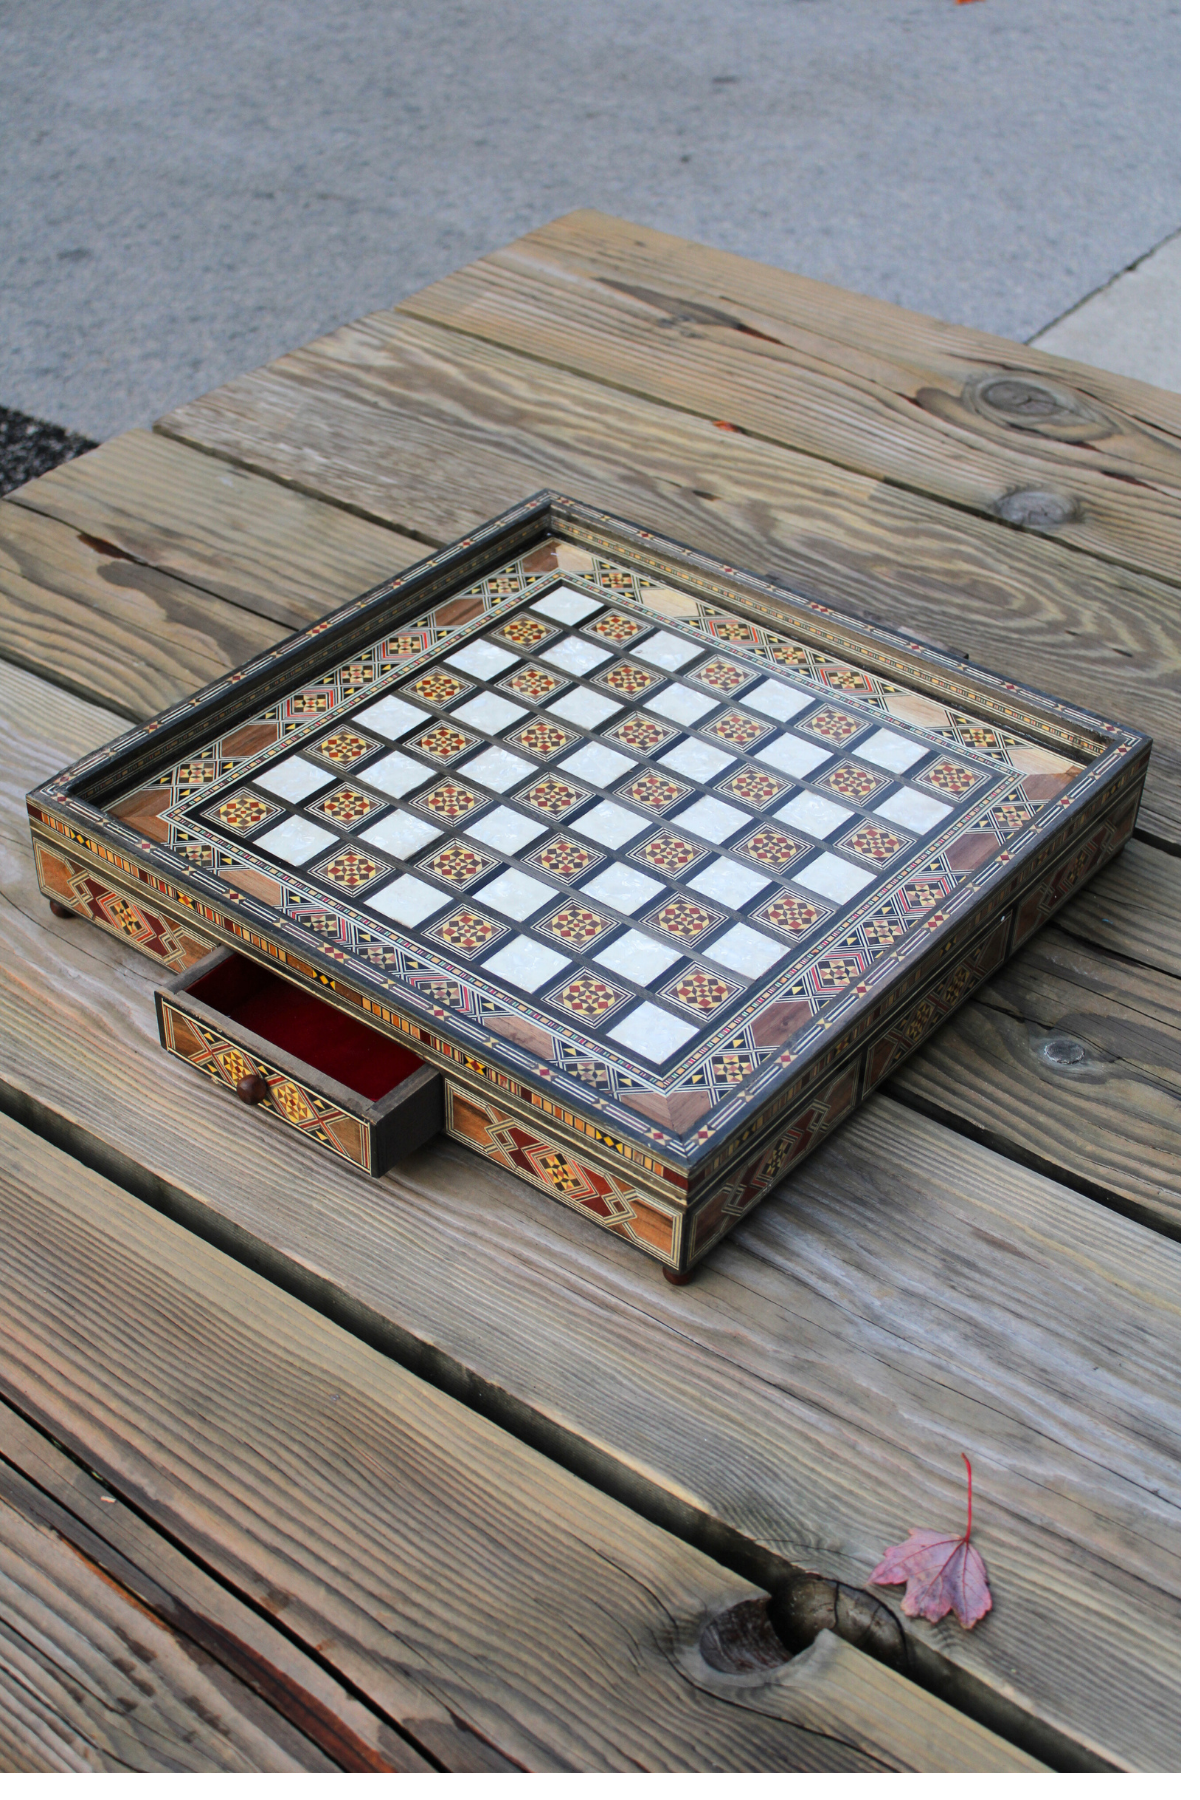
[155,949,443,1177]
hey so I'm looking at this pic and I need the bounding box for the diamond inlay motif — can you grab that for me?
[553,976,628,1019]
[718,766,790,808]
[805,707,862,744]
[856,914,908,947]
[601,662,661,697]
[607,714,676,754]
[652,899,719,941]
[496,615,557,649]
[316,850,385,891]
[527,836,602,880]
[414,781,484,822]
[518,777,588,817]
[841,824,906,861]
[499,663,565,702]
[898,876,954,913]
[988,800,1035,833]
[704,710,770,748]
[206,791,280,834]
[921,758,983,797]
[412,724,477,762]
[418,840,496,886]
[737,827,805,870]
[428,909,502,957]
[540,904,616,949]
[404,670,469,706]
[508,718,577,759]
[754,893,827,938]
[695,658,749,694]
[821,761,888,802]
[633,833,705,876]
[587,610,644,644]
[668,966,742,1016]
[617,771,689,812]
[308,785,384,827]
[314,729,377,768]
[811,952,871,993]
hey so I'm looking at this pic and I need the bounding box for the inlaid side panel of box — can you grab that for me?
[33,838,214,972]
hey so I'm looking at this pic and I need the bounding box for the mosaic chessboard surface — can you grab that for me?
[110,539,1088,1150]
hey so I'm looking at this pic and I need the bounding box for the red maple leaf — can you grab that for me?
[869,1455,993,1629]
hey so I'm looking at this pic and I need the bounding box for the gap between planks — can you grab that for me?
[0,663,1177,1771]
[0,1110,1043,1776]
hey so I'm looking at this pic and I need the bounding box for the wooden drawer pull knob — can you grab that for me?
[236,1071,268,1106]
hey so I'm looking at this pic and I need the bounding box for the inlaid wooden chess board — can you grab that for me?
[28,493,1151,1275]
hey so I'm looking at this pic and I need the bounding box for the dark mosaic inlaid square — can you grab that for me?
[418,840,497,887]
[313,848,389,892]
[919,757,985,798]
[538,903,618,950]
[551,975,629,1020]
[586,610,646,645]
[307,784,387,829]
[409,723,479,763]
[667,965,744,1017]
[853,913,909,949]
[507,717,578,760]
[950,716,1012,752]
[651,898,721,942]
[204,789,281,835]
[986,796,1036,833]
[839,823,908,862]
[413,781,486,823]
[617,770,691,813]
[820,761,888,803]
[526,836,604,881]
[718,765,790,809]
[695,658,751,695]
[311,728,381,769]
[427,909,504,958]
[810,951,872,994]
[494,614,560,650]
[752,891,830,938]
[803,706,863,744]
[736,826,807,870]
[896,875,955,913]
[517,776,589,818]
[632,832,706,876]
[600,661,663,698]
[499,662,568,703]
[703,709,771,749]
[403,669,472,707]
[606,713,678,755]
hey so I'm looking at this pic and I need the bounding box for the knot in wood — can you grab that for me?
[770,1573,906,1671]
[965,371,1115,443]
[1042,1035,1089,1067]
[995,488,1078,531]
[698,1597,792,1673]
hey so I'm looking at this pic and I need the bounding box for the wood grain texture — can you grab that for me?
[0,1403,434,1773]
[0,1112,1044,1774]
[891,923,1180,1232]
[155,313,1180,842]
[7,429,429,631]
[0,1479,333,1772]
[0,500,281,722]
[0,664,1176,1770]
[397,210,1180,583]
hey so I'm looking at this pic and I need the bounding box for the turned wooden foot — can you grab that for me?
[662,1265,697,1286]
[48,900,77,919]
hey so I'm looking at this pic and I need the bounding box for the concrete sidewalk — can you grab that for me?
[0,0,1179,442]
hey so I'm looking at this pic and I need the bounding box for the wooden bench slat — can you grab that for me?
[0,666,1175,1771]
[396,209,1179,584]
[0,1111,1046,1774]
[0,500,279,722]
[7,428,430,631]
[155,314,1180,844]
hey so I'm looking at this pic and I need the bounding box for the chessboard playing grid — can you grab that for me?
[148,573,1068,1082]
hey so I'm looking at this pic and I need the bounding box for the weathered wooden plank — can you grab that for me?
[155,312,1180,843]
[0,665,1176,1769]
[1053,836,1179,977]
[397,210,1179,584]
[7,429,430,631]
[0,1113,1042,1774]
[0,1478,334,1772]
[0,501,281,721]
[891,923,1180,1232]
[0,1403,436,1773]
